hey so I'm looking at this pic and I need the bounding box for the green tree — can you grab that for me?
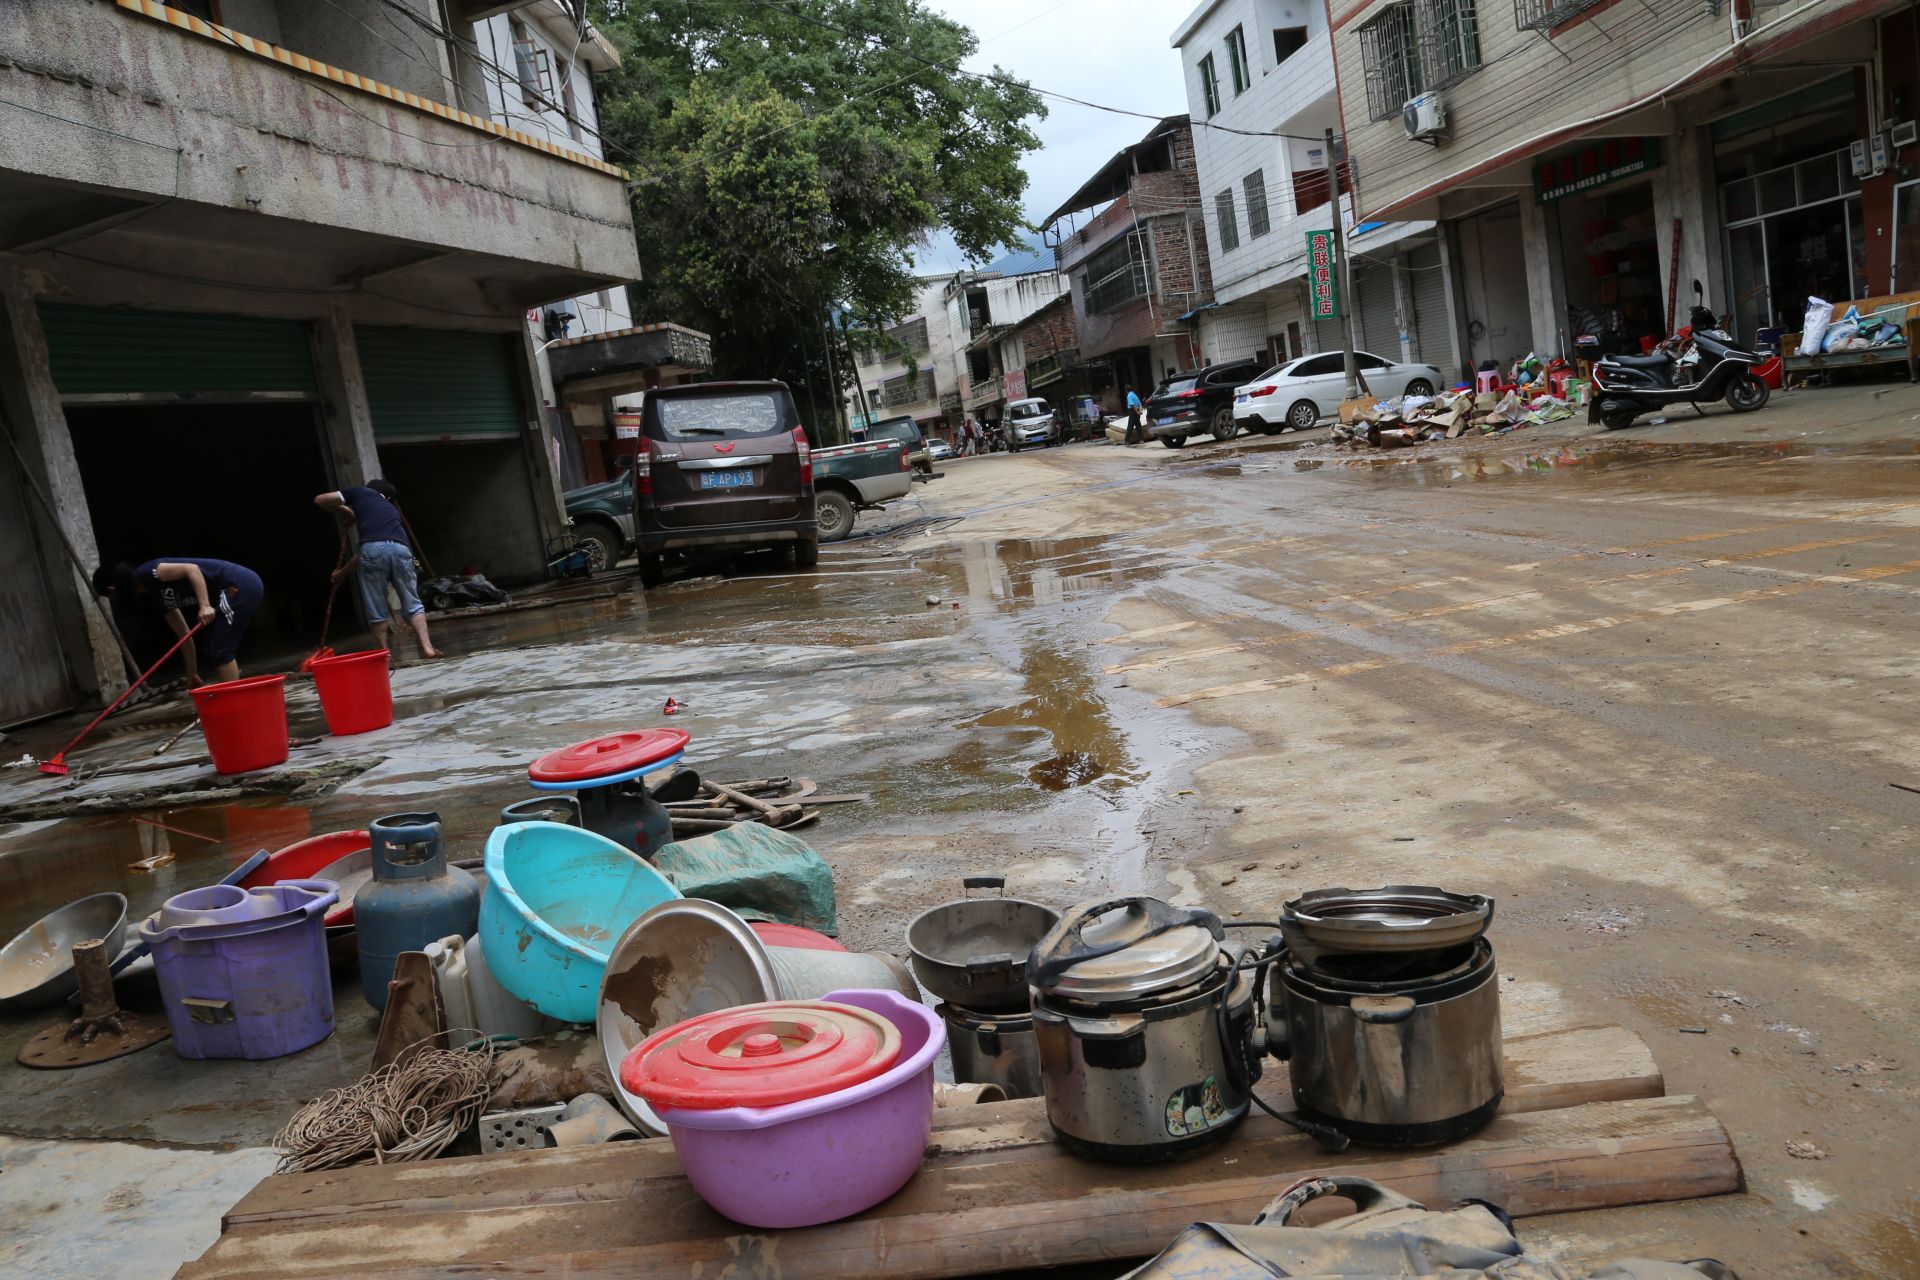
[592,0,1044,435]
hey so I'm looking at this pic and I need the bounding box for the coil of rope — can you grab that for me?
[274,1035,498,1173]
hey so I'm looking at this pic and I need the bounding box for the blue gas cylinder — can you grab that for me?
[356,811,480,1010]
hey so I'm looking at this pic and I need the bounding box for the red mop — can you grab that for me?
[299,524,350,673]
[39,622,204,777]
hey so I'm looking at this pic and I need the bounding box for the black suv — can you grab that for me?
[1143,358,1264,448]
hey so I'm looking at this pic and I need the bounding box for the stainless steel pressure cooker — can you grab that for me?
[1028,896,1259,1163]
[1267,885,1503,1147]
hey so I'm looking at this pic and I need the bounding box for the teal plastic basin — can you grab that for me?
[479,821,681,1023]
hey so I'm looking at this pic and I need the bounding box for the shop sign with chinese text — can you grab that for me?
[1534,137,1663,202]
[1306,229,1339,320]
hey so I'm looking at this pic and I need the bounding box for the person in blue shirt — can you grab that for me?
[1124,386,1145,445]
[314,479,442,660]
[91,557,263,686]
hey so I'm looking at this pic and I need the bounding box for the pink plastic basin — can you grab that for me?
[650,988,944,1228]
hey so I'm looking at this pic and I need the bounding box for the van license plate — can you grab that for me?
[1155,416,1175,426]
[702,470,752,490]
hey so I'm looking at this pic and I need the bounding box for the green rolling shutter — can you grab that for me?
[357,326,525,441]
[38,303,317,396]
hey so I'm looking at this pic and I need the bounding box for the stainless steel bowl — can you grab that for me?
[0,892,129,1011]
[1279,885,1492,964]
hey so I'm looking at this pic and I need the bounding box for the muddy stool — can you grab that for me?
[525,729,690,861]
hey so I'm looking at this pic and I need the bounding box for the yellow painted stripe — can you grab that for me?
[1156,557,1920,707]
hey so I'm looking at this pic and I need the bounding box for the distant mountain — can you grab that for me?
[983,240,1056,277]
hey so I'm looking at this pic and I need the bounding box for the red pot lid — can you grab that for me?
[528,729,690,784]
[749,922,849,953]
[620,999,902,1111]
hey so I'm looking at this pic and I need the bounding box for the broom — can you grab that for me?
[40,622,205,777]
[299,523,350,674]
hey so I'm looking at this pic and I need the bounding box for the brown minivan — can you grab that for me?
[631,381,817,585]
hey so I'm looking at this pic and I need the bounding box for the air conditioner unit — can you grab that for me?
[1403,92,1448,143]
[1894,120,1919,149]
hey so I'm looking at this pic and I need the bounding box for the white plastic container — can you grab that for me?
[425,934,554,1040]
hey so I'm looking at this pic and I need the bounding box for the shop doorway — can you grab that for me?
[1554,178,1661,353]
[1453,202,1534,374]
[377,439,545,585]
[68,404,340,673]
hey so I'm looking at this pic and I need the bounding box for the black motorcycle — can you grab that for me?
[1588,305,1770,431]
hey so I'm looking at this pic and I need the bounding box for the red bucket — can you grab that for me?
[191,675,289,775]
[308,649,393,736]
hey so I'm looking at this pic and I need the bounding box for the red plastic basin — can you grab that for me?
[239,831,370,926]
[191,675,289,775]
[308,650,393,736]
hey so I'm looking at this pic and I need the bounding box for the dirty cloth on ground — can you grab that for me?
[653,823,837,935]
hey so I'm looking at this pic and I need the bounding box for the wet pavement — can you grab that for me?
[3,388,1919,1275]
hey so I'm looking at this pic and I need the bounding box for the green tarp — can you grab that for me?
[653,823,837,935]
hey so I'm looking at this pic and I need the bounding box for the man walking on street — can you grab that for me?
[1124,386,1145,445]
[314,479,442,661]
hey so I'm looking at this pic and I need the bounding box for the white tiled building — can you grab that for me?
[1171,0,1451,376]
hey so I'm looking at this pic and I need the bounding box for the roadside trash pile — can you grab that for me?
[1331,382,1582,451]
[1798,296,1911,355]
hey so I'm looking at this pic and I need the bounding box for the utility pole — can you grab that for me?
[820,312,849,445]
[842,320,878,434]
[1324,127,1362,402]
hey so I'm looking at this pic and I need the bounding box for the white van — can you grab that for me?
[1004,398,1059,450]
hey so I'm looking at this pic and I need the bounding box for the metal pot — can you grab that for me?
[939,1003,1043,1100]
[1278,885,1492,965]
[1028,896,1259,1162]
[1272,939,1503,1147]
[907,876,1058,1011]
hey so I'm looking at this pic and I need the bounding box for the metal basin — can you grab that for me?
[907,894,1059,1011]
[1280,885,1492,964]
[0,893,129,1011]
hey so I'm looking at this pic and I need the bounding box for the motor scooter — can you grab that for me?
[1588,295,1769,430]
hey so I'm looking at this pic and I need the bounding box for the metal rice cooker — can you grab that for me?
[1028,896,1259,1162]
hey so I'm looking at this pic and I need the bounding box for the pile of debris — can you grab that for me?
[656,772,862,836]
[1330,386,1582,450]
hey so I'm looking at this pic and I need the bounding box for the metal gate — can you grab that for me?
[357,327,524,441]
[38,304,317,396]
[1355,261,1400,359]
[1406,243,1453,369]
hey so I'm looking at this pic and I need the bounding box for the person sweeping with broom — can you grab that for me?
[314,479,442,661]
[90,558,262,687]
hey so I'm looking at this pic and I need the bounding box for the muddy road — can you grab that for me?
[2,398,1918,1275]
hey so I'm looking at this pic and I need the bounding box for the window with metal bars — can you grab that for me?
[1417,0,1481,87]
[1512,0,1604,30]
[1216,189,1240,253]
[1357,4,1421,122]
[1199,54,1222,117]
[1084,236,1150,314]
[1244,171,1271,239]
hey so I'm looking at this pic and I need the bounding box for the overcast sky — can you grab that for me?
[916,0,1197,273]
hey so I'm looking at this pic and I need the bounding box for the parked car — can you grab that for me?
[1233,351,1445,434]
[562,471,633,572]
[1003,397,1060,450]
[811,438,915,542]
[925,438,956,462]
[855,415,933,477]
[631,381,816,585]
[1143,358,1264,448]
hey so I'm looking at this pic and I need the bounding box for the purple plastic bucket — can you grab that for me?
[140,878,340,1060]
[651,988,945,1228]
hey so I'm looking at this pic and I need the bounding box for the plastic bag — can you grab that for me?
[652,822,837,934]
[1798,297,1832,356]
[1822,319,1859,352]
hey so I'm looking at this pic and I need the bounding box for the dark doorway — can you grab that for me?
[379,439,545,584]
[68,403,342,674]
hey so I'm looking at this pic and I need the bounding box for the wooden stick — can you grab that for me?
[668,818,736,834]
[703,780,799,827]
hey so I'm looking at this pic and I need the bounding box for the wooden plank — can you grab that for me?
[219,1022,1660,1230]
[178,1094,1739,1280]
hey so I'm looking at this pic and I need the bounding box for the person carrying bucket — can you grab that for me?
[90,558,262,686]
[314,479,442,661]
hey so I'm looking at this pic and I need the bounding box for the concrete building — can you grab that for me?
[1170,0,1447,381]
[847,277,962,441]
[0,0,668,725]
[1040,117,1216,403]
[1329,0,1915,375]
[949,269,1072,427]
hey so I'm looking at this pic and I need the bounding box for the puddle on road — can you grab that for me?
[964,639,1142,794]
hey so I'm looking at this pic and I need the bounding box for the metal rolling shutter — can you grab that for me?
[38,303,316,396]
[1355,261,1400,359]
[1407,243,1452,368]
[358,326,524,441]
